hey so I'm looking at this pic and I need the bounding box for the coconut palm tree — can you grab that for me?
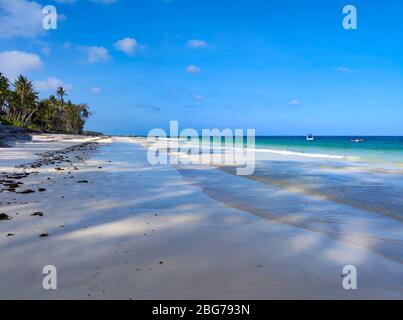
[56,86,67,103]
[0,73,91,133]
[54,86,70,131]
[0,73,10,117]
[12,75,38,126]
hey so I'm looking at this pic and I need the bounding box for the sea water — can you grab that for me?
[250,136,403,165]
[147,135,403,165]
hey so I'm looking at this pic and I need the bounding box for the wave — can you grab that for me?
[238,147,346,159]
[154,137,347,160]
[156,137,188,141]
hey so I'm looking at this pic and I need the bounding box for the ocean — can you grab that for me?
[250,136,403,164]
[144,135,403,165]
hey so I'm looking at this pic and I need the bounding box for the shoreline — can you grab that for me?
[1,135,403,299]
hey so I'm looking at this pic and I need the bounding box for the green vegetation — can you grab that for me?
[0,73,90,134]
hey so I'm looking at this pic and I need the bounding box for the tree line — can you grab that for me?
[0,73,90,134]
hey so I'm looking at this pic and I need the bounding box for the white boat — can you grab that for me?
[306,134,314,141]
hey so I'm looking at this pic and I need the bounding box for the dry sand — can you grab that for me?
[1,135,403,299]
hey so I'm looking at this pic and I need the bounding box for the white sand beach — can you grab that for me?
[1,135,403,299]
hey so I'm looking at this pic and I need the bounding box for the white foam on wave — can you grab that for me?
[238,147,346,159]
[156,137,188,141]
[153,138,346,160]
[204,144,346,160]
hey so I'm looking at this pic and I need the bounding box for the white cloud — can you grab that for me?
[169,87,181,97]
[337,66,354,73]
[54,0,77,3]
[186,65,201,73]
[187,39,208,48]
[41,46,51,55]
[192,94,203,101]
[0,0,44,38]
[91,87,102,94]
[133,104,162,112]
[63,41,72,50]
[81,46,111,63]
[114,37,137,55]
[288,99,300,106]
[54,0,118,3]
[34,77,72,92]
[90,0,117,4]
[0,50,43,79]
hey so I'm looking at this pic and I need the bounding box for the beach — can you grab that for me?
[1,135,403,299]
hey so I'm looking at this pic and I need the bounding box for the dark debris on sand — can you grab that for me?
[1,139,105,225]
[0,172,29,193]
[16,140,102,172]
[16,189,35,194]
[0,213,12,220]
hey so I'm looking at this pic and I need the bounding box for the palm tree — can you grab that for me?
[0,73,91,133]
[55,86,69,131]
[56,86,67,103]
[0,73,10,117]
[12,75,38,126]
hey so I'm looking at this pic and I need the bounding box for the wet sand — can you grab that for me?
[1,136,403,299]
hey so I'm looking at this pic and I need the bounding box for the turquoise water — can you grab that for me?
[147,135,403,164]
[253,136,403,164]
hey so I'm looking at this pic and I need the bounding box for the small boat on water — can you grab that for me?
[351,138,365,143]
[306,134,314,141]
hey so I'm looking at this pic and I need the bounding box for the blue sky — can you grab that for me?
[0,0,402,135]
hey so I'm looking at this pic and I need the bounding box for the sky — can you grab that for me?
[0,0,402,135]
